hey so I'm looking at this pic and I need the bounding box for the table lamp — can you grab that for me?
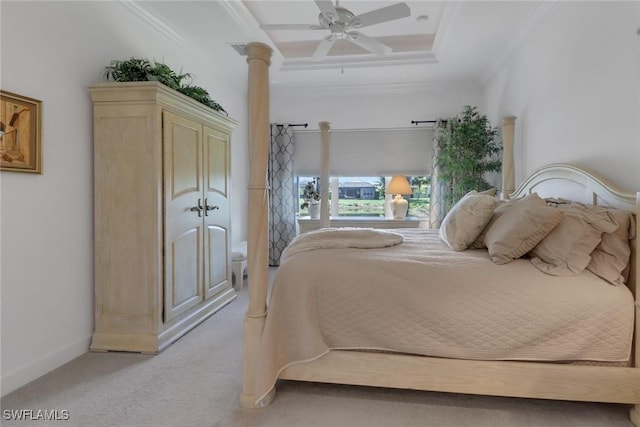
[387,175,412,219]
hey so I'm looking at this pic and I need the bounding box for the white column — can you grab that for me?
[241,42,274,408]
[501,116,517,200]
[319,121,331,228]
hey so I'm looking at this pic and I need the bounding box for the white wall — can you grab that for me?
[0,1,250,396]
[271,82,482,131]
[482,1,640,191]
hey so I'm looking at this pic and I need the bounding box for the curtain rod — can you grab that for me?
[411,120,448,126]
[275,123,308,128]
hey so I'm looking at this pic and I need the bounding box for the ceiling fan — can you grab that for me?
[260,0,411,61]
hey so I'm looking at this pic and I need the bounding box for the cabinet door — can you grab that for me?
[203,125,231,299]
[163,111,204,321]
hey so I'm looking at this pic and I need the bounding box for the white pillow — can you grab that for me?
[439,192,497,251]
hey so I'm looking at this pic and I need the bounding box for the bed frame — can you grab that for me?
[240,42,640,425]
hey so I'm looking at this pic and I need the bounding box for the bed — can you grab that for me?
[244,174,639,419]
[242,163,640,419]
[240,44,640,425]
[243,171,640,425]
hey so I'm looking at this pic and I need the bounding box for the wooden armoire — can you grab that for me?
[90,82,237,353]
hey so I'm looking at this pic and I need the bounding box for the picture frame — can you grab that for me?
[1,90,42,174]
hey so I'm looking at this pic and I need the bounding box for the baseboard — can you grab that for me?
[1,335,91,397]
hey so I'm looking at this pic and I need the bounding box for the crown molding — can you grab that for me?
[117,1,193,51]
[271,79,481,96]
[217,0,272,46]
[217,0,284,70]
[279,51,438,72]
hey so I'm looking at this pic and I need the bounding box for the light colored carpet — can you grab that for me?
[1,280,635,427]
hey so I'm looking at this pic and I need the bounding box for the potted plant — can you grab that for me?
[300,179,321,219]
[103,57,227,114]
[438,105,501,211]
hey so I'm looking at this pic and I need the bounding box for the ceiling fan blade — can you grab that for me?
[261,24,323,31]
[311,35,337,61]
[315,0,338,21]
[348,32,392,57]
[350,3,411,29]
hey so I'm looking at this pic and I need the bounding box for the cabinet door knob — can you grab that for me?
[190,199,203,217]
[204,198,219,216]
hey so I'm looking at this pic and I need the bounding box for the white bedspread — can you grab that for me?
[254,228,635,403]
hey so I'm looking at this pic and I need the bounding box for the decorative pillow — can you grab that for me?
[530,205,619,276]
[470,196,530,250]
[439,191,497,251]
[484,193,564,264]
[587,209,634,285]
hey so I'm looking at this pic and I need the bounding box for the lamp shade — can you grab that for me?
[387,175,412,195]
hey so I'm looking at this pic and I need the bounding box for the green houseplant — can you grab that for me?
[300,179,321,219]
[103,57,227,114]
[300,179,320,210]
[438,105,501,210]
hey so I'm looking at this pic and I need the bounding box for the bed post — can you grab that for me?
[631,192,640,426]
[501,116,516,200]
[240,42,274,408]
[319,121,331,228]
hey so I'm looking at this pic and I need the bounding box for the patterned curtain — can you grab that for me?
[428,119,449,229]
[268,124,297,266]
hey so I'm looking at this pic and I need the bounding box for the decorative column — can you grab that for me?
[319,121,331,228]
[241,42,273,408]
[501,116,517,200]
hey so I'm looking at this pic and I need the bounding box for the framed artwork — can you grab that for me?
[1,90,42,173]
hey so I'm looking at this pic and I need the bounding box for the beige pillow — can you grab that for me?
[587,209,634,285]
[470,195,535,249]
[484,193,564,264]
[530,205,619,276]
[439,192,497,251]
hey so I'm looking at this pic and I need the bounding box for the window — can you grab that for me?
[297,175,430,218]
[335,177,384,217]
[293,127,434,219]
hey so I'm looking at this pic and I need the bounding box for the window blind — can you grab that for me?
[293,127,434,177]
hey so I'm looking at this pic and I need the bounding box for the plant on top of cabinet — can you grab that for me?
[103,57,227,114]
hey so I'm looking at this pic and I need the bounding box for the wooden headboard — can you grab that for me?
[511,163,637,209]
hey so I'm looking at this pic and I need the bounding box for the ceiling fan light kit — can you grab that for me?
[261,1,411,62]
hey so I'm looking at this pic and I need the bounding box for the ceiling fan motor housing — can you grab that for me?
[319,6,361,34]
